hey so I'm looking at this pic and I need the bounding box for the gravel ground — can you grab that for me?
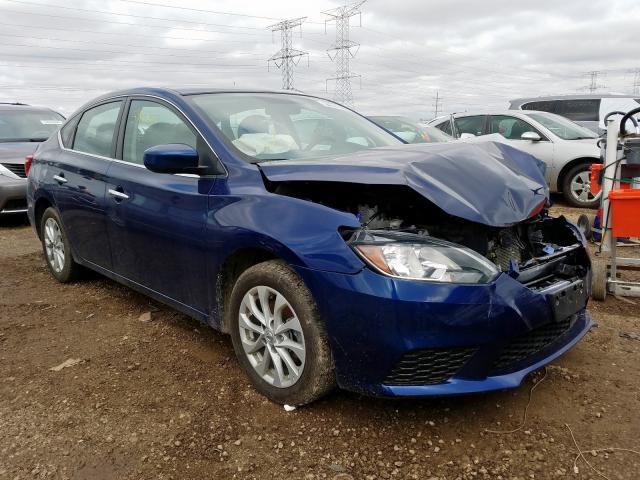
[1,202,639,480]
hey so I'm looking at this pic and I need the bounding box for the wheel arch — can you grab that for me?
[556,157,600,192]
[33,194,56,240]
[214,246,281,334]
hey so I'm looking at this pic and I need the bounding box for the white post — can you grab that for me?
[600,117,620,253]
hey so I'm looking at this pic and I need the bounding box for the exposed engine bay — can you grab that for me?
[267,181,589,282]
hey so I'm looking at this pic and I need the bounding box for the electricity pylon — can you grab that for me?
[267,17,308,90]
[323,1,365,106]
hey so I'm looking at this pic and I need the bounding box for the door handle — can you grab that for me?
[108,188,129,200]
[53,174,67,184]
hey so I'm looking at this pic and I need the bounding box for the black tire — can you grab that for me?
[576,213,595,241]
[561,163,600,208]
[40,207,82,283]
[228,260,335,405]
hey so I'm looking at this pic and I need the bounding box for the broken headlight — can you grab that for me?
[352,234,499,284]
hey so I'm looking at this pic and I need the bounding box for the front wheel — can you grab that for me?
[562,163,600,208]
[228,260,335,405]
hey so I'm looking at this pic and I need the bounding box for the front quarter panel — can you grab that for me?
[208,179,365,274]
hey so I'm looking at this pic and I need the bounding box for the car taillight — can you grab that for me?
[24,155,33,177]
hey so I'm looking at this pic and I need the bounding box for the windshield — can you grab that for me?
[0,109,64,142]
[524,112,597,140]
[187,93,402,162]
[370,116,453,143]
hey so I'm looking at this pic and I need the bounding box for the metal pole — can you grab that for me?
[601,117,620,253]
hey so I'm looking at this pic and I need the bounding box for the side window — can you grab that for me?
[73,102,122,157]
[436,120,452,136]
[522,101,556,113]
[123,100,197,165]
[489,115,543,140]
[556,99,600,121]
[60,116,79,148]
[455,116,485,136]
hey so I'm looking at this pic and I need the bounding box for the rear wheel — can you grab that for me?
[228,260,335,405]
[40,207,82,283]
[562,164,600,208]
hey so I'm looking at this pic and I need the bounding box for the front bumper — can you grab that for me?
[0,175,28,214]
[295,263,593,397]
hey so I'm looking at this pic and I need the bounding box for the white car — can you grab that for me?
[428,111,601,208]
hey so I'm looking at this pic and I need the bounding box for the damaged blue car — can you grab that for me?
[27,88,593,405]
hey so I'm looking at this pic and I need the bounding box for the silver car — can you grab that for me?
[0,103,64,215]
[428,111,601,208]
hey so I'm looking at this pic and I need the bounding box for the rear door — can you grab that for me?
[104,97,215,312]
[52,100,123,269]
[487,115,555,184]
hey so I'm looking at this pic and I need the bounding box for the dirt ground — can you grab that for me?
[1,201,639,480]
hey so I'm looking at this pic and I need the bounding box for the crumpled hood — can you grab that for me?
[258,141,549,227]
[0,142,39,164]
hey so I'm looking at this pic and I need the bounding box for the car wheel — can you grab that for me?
[40,207,82,283]
[562,164,600,208]
[228,260,335,405]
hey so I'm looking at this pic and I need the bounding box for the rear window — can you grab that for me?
[555,99,600,122]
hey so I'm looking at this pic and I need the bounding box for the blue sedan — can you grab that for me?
[27,88,593,405]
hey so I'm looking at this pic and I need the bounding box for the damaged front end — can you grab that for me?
[258,142,592,395]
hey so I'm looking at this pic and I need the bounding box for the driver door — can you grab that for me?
[104,98,216,313]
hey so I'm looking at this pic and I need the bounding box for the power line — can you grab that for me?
[0,7,271,42]
[0,20,266,47]
[115,0,282,21]
[0,50,262,68]
[2,0,273,33]
[0,36,267,61]
[323,1,365,106]
[267,17,308,90]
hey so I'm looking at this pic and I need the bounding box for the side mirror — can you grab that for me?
[459,133,476,140]
[521,131,541,141]
[143,144,205,175]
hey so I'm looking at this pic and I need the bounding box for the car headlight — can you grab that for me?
[353,239,499,284]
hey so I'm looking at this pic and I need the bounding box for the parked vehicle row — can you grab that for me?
[26,88,593,405]
[428,110,601,208]
[0,103,64,215]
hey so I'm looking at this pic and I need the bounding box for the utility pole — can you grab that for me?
[433,91,442,118]
[323,1,365,106]
[267,17,308,91]
[582,71,606,93]
[632,68,640,95]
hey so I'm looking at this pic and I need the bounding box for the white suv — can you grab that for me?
[428,111,601,208]
[509,94,640,134]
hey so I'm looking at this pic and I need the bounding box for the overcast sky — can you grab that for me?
[1,0,639,118]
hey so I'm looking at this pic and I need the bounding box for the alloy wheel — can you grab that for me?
[238,286,306,388]
[44,217,65,273]
[569,170,599,205]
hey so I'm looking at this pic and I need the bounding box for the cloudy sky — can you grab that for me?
[1,0,639,118]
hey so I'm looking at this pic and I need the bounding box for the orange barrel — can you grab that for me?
[608,189,640,238]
